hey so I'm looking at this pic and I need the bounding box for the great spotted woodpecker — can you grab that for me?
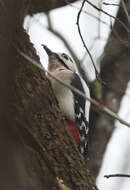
[43,45,90,157]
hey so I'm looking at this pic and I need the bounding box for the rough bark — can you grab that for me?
[88,1,130,178]
[14,27,97,190]
[0,0,97,189]
[0,0,56,189]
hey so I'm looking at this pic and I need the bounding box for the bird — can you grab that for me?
[42,45,90,157]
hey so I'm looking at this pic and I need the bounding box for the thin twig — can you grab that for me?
[102,3,120,7]
[76,0,130,98]
[85,0,130,34]
[121,0,130,25]
[76,0,99,79]
[17,49,130,129]
[104,174,130,178]
[46,12,90,84]
[76,0,113,89]
[98,1,102,39]
[65,0,129,48]
[65,0,110,28]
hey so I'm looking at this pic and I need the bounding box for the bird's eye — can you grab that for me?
[62,53,69,60]
[59,68,65,71]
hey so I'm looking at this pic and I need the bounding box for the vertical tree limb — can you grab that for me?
[88,0,130,178]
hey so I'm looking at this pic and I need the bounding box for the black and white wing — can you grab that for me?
[71,73,90,157]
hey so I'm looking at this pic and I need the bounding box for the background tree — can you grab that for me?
[88,0,130,178]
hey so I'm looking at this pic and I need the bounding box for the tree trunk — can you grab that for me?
[0,0,97,189]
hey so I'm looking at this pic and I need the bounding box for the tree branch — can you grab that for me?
[76,0,99,79]
[104,174,130,178]
[28,0,78,14]
[85,0,130,34]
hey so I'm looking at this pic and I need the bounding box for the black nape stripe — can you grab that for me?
[62,53,73,62]
[56,54,71,70]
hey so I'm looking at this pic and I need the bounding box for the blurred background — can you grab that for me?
[24,0,130,189]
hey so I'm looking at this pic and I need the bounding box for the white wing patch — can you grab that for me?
[80,77,91,121]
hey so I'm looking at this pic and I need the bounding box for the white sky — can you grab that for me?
[24,0,119,80]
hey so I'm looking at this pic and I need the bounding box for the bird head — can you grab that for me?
[42,45,76,72]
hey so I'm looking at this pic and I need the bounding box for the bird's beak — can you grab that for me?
[42,45,56,57]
